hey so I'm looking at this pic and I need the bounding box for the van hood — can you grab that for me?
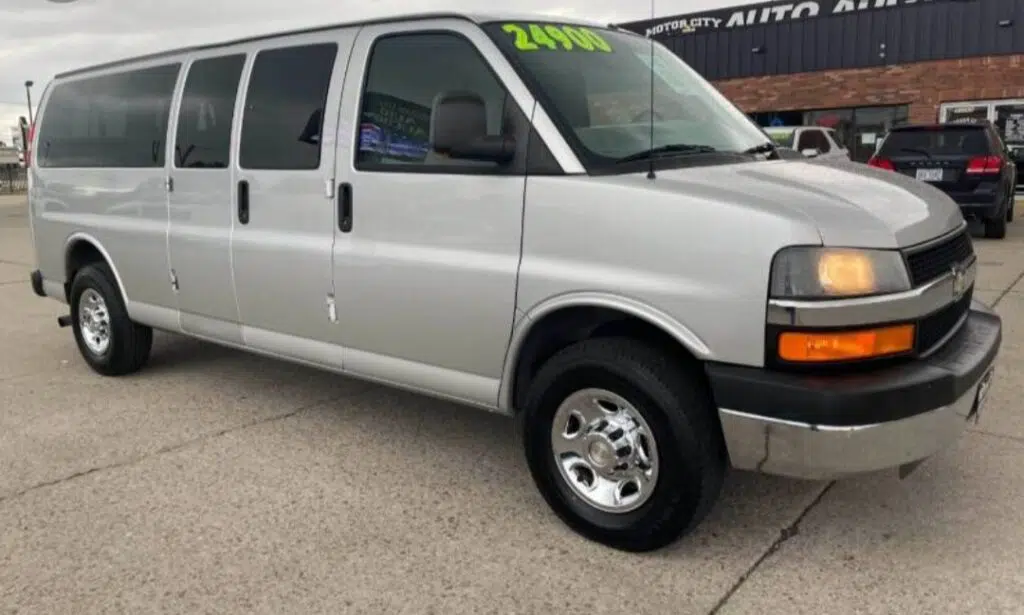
[650,158,965,249]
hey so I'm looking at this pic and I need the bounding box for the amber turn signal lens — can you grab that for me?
[778,324,915,362]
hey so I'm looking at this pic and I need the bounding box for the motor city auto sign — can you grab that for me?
[641,0,940,38]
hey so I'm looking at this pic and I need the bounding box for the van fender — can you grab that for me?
[497,291,713,412]
[63,232,131,308]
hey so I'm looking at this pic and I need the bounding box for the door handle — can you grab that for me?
[338,182,353,233]
[238,180,249,225]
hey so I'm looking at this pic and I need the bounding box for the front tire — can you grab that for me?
[520,337,726,552]
[69,262,153,376]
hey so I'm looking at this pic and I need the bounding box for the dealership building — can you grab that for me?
[620,0,1024,161]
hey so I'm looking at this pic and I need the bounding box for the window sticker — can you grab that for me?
[358,92,431,161]
[499,23,613,53]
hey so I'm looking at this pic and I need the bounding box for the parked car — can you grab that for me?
[763,125,850,161]
[26,11,1001,552]
[1011,144,1024,192]
[868,121,1018,239]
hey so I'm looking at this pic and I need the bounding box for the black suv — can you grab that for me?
[868,121,1018,239]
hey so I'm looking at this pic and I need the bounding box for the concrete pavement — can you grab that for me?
[2,193,1023,614]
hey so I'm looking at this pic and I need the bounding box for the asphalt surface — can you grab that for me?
[2,192,1024,614]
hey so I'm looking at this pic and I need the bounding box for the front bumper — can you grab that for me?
[705,300,1001,480]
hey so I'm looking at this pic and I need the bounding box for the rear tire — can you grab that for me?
[1007,191,1015,222]
[69,262,153,376]
[985,215,1007,239]
[520,337,726,552]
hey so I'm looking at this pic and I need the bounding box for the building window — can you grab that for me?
[940,99,1024,149]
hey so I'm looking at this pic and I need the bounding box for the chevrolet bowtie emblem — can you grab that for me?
[951,262,967,299]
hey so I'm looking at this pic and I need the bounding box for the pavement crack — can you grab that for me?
[0,258,30,267]
[707,481,836,615]
[968,428,1024,445]
[991,269,1024,307]
[0,391,364,507]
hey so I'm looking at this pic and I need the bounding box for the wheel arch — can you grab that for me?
[63,232,130,307]
[498,292,713,414]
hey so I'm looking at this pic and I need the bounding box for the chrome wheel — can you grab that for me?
[551,388,659,514]
[78,288,111,355]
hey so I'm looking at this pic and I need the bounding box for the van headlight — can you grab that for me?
[769,246,911,299]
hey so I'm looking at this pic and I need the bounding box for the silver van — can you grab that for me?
[26,12,1001,552]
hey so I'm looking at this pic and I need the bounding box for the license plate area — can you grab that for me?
[916,168,944,182]
[969,366,995,425]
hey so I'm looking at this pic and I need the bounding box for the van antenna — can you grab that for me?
[646,0,656,180]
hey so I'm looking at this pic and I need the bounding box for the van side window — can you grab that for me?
[239,43,338,170]
[355,32,514,172]
[35,63,180,168]
[174,54,246,169]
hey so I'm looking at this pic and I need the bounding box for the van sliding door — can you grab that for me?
[230,31,356,364]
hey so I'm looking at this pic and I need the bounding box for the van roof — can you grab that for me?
[55,11,619,79]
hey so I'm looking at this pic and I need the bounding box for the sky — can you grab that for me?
[0,0,763,144]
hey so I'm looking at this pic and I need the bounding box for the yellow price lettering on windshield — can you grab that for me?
[501,23,613,53]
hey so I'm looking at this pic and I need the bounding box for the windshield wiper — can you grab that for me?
[899,147,932,159]
[741,141,778,155]
[615,143,718,164]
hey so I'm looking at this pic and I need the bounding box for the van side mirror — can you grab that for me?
[430,91,514,164]
[800,148,821,158]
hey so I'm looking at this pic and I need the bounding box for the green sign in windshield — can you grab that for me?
[499,23,614,53]
[765,130,795,147]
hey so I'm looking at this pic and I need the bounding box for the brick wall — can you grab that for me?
[712,55,1024,123]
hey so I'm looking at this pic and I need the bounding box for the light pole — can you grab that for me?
[24,80,34,125]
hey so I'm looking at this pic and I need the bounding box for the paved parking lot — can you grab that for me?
[2,192,1024,614]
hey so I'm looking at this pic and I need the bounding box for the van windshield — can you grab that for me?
[482,21,771,172]
[764,128,797,148]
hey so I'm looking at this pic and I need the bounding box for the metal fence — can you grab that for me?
[0,166,27,193]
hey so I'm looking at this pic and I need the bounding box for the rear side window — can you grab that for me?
[35,63,180,168]
[174,54,246,169]
[239,43,338,170]
[879,127,992,157]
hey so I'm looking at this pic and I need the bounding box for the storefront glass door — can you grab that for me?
[940,99,1024,147]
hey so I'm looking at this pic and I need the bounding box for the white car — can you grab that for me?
[764,125,851,161]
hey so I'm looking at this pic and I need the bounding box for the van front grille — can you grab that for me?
[916,285,973,354]
[904,230,974,287]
